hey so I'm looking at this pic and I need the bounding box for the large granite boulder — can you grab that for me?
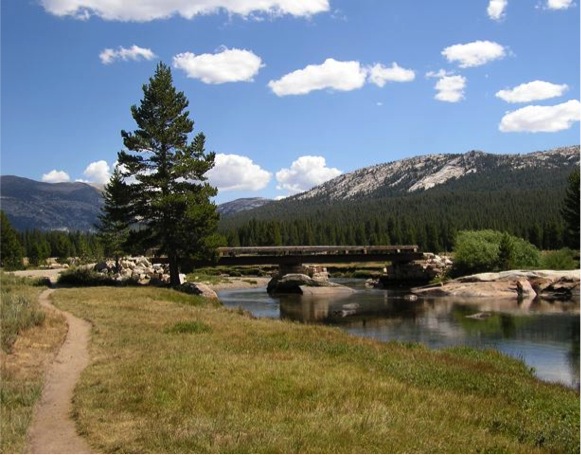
[412,270,580,300]
[267,272,355,295]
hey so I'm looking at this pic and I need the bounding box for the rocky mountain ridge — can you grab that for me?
[294,145,579,202]
[0,175,103,231]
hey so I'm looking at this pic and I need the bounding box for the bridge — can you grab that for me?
[209,245,423,269]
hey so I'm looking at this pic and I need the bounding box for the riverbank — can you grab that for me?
[51,285,579,453]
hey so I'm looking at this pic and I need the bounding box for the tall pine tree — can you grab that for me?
[117,63,219,286]
[561,168,580,249]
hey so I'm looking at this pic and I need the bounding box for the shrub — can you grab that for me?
[57,267,118,287]
[541,248,579,270]
[452,230,541,276]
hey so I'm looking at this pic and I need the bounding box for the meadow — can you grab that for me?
[45,285,580,453]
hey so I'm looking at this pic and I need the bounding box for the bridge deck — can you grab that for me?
[212,245,422,266]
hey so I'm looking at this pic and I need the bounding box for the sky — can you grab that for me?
[1,0,580,204]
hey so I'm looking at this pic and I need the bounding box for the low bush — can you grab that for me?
[57,267,119,287]
[541,248,579,270]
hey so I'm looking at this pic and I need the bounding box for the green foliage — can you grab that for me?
[561,168,580,249]
[452,230,541,276]
[57,267,120,287]
[0,211,24,270]
[541,248,579,270]
[97,166,132,268]
[117,62,219,286]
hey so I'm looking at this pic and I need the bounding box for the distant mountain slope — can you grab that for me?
[217,197,272,217]
[0,175,103,231]
[219,146,580,249]
[293,145,579,202]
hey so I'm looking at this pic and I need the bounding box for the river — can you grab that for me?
[218,278,580,389]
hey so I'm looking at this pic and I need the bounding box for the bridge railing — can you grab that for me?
[217,245,420,257]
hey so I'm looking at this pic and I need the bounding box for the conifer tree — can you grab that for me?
[561,168,580,249]
[0,211,24,270]
[97,166,133,272]
[117,62,219,286]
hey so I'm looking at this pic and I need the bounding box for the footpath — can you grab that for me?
[26,289,93,454]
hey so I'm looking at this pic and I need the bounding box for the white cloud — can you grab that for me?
[367,62,415,87]
[547,0,574,9]
[40,0,330,21]
[499,99,581,132]
[42,170,71,183]
[268,58,368,96]
[487,0,508,20]
[206,154,271,191]
[428,73,466,103]
[173,48,263,84]
[276,156,341,194]
[99,45,156,64]
[442,40,506,68]
[83,160,111,184]
[496,80,569,103]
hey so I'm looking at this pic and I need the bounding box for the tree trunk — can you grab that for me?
[169,254,181,287]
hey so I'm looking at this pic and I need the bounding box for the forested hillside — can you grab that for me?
[219,147,580,251]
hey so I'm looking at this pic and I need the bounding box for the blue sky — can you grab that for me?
[2,0,579,203]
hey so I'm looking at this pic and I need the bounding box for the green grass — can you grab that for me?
[52,286,580,453]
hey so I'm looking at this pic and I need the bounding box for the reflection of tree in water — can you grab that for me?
[499,314,516,338]
[568,320,580,389]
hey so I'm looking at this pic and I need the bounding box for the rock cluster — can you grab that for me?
[372,253,453,287]
[92,256,218,299]
[93,256,174,285]
[412,270,580,300]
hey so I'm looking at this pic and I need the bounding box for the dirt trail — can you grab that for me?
[26,289,94,454]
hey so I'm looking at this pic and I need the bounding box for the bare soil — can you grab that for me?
[26,289,93,454]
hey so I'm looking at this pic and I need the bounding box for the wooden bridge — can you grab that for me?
[209,245,423,267]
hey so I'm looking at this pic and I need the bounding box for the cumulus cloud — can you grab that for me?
[442,40,506,68]
[42,170,71,183]
[206,154,271,191]
[40,0,330,21]
[173,47,263,84]
[276,156,341,194]
[487,0,508,20]
[367,62,415,87]
[547,0,574,9]
[499,99,581,132]
[496,80,569,103]
[268,58,368,96]
[427,70,466,103]
[83,160,111,184]
[99,45,156,64]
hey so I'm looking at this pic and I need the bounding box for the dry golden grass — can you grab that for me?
[52,286,579,454]
[1,275,67,453]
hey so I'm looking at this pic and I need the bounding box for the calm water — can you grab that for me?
[218,279,580,389]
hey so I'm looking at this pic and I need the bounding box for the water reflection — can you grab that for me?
[218,281,580,388]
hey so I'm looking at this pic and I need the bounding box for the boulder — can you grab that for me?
[412,270,580,300]
[267,273,354,295]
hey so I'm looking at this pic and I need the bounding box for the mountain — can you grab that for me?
[293,145,580,202]
[0,175,103,231]
[219,145,580,250]
[217,197,272,216]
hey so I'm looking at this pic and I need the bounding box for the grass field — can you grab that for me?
[50,286,579,453]
[0,274,67,453]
